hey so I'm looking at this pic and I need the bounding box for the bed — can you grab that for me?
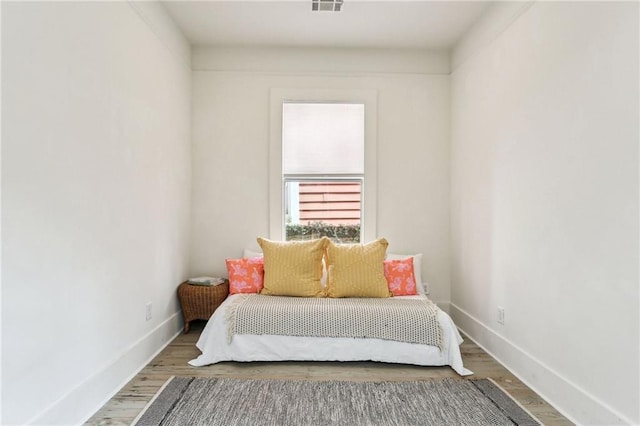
[188,293,472,376]
[188,237,472,376]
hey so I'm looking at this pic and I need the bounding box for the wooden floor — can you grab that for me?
[86,321,572,425]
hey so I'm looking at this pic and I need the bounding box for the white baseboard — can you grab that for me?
[27,312,183,425]
[449,303,634,426]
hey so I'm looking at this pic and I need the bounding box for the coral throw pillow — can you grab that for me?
[226,257,264,294]
[384,257,417,296]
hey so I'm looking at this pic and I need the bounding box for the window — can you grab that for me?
[269,88,377,242]
[283,102,363,243]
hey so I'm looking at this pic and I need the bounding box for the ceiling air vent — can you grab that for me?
[312,0,343,12]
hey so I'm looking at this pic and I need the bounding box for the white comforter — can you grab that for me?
[189,294,472,376]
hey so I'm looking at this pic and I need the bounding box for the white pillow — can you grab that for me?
[244,247,328,286]
[243,248,263,258]
[386,253,427,294]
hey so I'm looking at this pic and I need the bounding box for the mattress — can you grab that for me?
[189,294,473,376]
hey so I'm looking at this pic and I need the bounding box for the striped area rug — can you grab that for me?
[133,377,541,426]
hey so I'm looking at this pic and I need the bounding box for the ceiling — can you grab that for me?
[161,1,492,50]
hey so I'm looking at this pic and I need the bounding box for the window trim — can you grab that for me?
[269,88,378,241]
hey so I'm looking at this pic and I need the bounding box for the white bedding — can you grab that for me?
[189,294,473,376]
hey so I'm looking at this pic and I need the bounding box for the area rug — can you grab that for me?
[132,377,541,426]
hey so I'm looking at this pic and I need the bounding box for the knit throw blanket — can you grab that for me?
[227,295,442,349]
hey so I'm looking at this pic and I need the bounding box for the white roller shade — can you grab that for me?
[283,103,364,175]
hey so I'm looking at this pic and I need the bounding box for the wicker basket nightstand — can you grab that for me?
[177,280,229,333]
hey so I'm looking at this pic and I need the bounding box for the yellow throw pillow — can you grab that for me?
[257,237,328,297]
[325,238,391,298]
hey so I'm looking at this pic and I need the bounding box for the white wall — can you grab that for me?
[1,2,191,424]
[190,47,452,304]
[450,2,638,425]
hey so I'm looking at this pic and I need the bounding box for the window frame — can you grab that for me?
[269,88,378,241]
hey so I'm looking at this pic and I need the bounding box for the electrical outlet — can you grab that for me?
[145,302,153,321]
[497,306,505,325]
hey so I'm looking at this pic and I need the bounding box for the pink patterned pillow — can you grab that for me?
[383,257,417,296]
[226,257,264,294]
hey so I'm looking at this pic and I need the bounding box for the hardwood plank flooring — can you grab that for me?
[85,321,572,425]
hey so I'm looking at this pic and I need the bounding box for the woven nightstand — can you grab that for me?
[177,280,229,333]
